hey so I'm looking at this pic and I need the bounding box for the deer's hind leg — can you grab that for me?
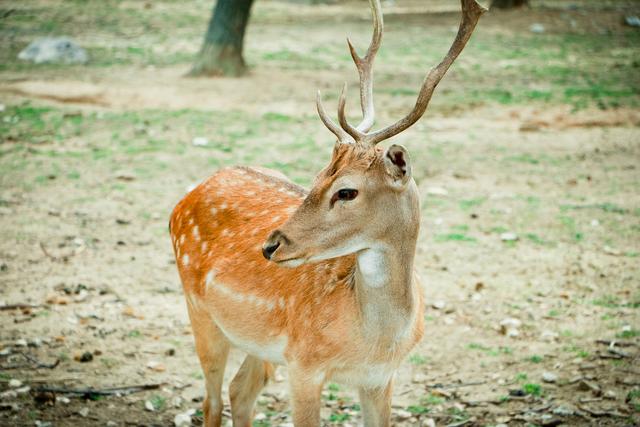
[229,355,274,427]
[187,301,230,427]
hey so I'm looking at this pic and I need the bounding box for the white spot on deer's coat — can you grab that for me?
[189,218,194,225]
[211,207,218,216]
[278,297,286,310]
[201,241,208,252]
[215,320,287,364]
[205,269,216,289]
[193,225,199,240]
[272,215,281,223]
[220,202,228,210]
[179,234,186,245]
[182,254,190,266]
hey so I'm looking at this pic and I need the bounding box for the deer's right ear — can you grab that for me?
[383,144,412,186]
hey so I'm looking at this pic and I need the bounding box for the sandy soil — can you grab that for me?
[0,1,638,426]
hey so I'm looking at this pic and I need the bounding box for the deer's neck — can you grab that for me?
[353,188,420,343]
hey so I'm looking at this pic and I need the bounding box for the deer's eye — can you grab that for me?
[330,189,358,207]
[337,189,358,200]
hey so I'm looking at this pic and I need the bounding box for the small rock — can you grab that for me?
[255,413,267,421]
[74,351,93,363]
[625,15,640,27]
[578,379,601,395]
[18,37,88,64]
[431,300,446,310]
[192,137,209,146]
[421,418,436,427]
[540,330,558,342]
[35,421,53,427]
[8,379,22,388]
[542,372,558,383]
[412,373,428,383]
[171,396,183,408]
[174,411,192,427]
[426,186,448,196]
[500,232,518,242]
[144,400,155,411]
[499,317,521,337]
[0,390,17,399]
[590,219,600,227]
[15,386,30,395]
[604,390,616,399]
[147,360,166,372]
[28,338,43,348]
[552,405,574,416]
[106,422,117,427]
[14,339,28,347]
[395,409,412,420]
[530,23,545,33]
[78,407,90,417]
[56,396,71,404]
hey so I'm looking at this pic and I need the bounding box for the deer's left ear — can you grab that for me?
[383,144,412,186]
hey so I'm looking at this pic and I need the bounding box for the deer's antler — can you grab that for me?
[319,0,486,146]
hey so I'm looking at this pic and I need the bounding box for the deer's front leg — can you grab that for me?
[288,368,323,427]
[359,380,393,427]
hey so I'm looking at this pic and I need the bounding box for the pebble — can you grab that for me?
[14,339,28,347]
[192,137,209,147]
[255,413,267,421]
[395,409,412,420]
[15,386,30,395]
[552,405,574,416]
[174,411,192,427]
[171,396,184,408]
[78,407,90,417]
[56,396,71,404]
[625,15,640,27]
[499,317,521,337]
[144,400,155,412]
[421,418,436,427]
[431,300,446,310]
[604,390,616,399]
[540,330,558,342]
[106,422,117,427]
[542,372,558,383]
[500,232,518,242]
[530,23,545,33]
[426,186,448,196]
[8,379,22,388]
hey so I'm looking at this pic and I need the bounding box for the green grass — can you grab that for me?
[528,355,544,363]
[435,233,477,243]
[409,354,428,365]
[522,383,543,397]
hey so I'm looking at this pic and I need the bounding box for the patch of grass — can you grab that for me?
[407,405,430,415]
[617,329,639,339]
[148,394,166,411]
[459,197,486,210]
[435,233,477,243]
[528,355,544,364]
[409,354,428,365]
[327,383,340,392]
[328,413,350,422]
[515,372,528,382]
[522,383,543,397]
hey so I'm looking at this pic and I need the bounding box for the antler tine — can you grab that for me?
[316,90,354,143]
[362,0,486,146]
[348,0,383,134]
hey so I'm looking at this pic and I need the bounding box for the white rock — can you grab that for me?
[14,339,28,347]
[542,372,557,383]
[541,330,559,342]
[78,407,90,417]
[106,422,117,427]
[174,411,192,427]
[255,412,267,421]
[56,396,71,404]
[421,418,436,427]
[0,390,17,399]
[8,379,22,388]
[0,104,5,112]
[395,409,412,420]
[590,219,600,227]
[530,23,545,33]
[18,37,88,64]
[500,232,518,242]
[499,318,521,337]
[144,400,155,411]
[171,396,183,408]
[15,386,30,395]
[426,186,448,196]
[192,137,209,147]
[431,300,446,310]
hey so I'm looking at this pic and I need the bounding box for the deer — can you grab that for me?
[169,0,485,425]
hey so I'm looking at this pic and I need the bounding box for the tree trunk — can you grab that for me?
[491,0,529,9]
[189,0,254,77]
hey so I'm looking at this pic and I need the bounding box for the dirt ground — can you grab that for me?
[1,1,639,426]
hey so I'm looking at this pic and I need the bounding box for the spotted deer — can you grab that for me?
[170,0,484,425]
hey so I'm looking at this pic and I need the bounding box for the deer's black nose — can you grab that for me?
[262,240,281,260]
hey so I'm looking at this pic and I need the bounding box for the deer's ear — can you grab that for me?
[383,144,412,186]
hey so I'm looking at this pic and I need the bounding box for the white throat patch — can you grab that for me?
[357,247,388,288]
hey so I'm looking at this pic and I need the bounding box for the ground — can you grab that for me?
[0,0,639,426]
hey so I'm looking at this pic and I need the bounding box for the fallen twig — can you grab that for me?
[428,380,487,389]
[39,242,58,261]
[0,304,41,311]
[578,405,626,418]
[595,339,636,347]
[20,352,59,369]
[34,383,166,399]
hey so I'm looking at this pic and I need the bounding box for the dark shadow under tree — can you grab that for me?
[188,0,255,77]
[491,0,529,8]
